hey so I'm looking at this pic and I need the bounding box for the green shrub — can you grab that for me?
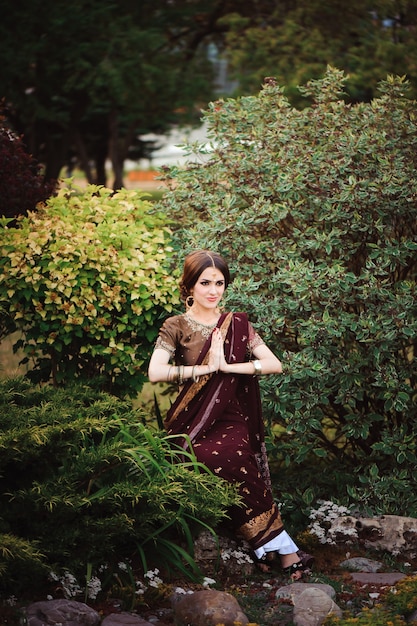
[158,67,417,518]
[0,183,180,396]
[0,377,240,597]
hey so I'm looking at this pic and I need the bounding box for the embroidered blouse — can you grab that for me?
[155,312,264,366]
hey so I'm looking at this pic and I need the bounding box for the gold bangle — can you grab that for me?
[253,359,262,376]
[192,365,200,383]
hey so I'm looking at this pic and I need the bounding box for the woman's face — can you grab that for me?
[191,267,225,312]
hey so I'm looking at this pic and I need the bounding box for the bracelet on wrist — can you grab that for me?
[252,359,262,376]
[192,365,200,383]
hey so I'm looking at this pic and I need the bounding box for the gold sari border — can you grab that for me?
[164,312,233,429]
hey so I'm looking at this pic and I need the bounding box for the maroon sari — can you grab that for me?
[164,312,284,550]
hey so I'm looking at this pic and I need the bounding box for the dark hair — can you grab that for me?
[179,250,230,301]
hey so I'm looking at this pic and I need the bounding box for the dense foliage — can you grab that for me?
[2,1,415,186]
[0,183,179,396]
[0,0,233,187]
[0,124,56,218]
[223,0,417,104]
[0,377,239,599]
[159,67,417,518]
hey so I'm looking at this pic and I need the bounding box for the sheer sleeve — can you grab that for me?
[154,316,179,359]
[248,321,265,352]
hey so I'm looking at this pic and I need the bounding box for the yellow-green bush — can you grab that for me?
[0,183,179,396]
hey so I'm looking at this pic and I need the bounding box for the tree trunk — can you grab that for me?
[95,143,108,187]
[108,110,124,190]
[108,111,138,190]
[43,126,68,181]
[74,131,94,184]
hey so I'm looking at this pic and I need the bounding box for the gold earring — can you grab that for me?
[186,295,194,309]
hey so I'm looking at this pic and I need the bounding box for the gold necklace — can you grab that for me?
[184,312,219,338]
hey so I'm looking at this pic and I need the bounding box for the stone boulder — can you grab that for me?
[193,530,254,576]
[293,588,342,626]
[327,514,417,557]
[172,589,249,626]
[275,581,336,602]
[339,557,383,572]
[26,599,100,626]
[101,613,154,626]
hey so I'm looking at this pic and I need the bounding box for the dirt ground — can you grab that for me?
[80,544,413,626]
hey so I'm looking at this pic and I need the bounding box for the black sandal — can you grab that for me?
[283,552,314,580]
[283,560,307,580]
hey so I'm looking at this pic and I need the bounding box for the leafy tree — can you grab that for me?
[0,0,219,187]
[158,67,417,517]
[0,183,179,396]
[2,0,367,189]
[1,0,270,189]
[0,377,239,598]
[222,0,417,104]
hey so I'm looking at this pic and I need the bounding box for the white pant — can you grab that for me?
[254,530,299,560]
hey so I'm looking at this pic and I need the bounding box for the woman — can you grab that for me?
[148,250,313,579]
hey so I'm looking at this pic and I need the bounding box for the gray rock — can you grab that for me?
[327,514,417,557]
[26,599,100,626]
[172,589,249,626]
[339,557,383,572]
[351,572,406,585]
[293,588,342,626]
[275,581,336,602]
[101,613,154,626]
[193,530,254,576]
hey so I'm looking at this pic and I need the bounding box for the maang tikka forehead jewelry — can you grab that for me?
[206,252,218,278]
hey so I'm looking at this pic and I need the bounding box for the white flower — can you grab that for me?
[118,562,128,572]
[86,576,102,600]
[221,548,253,564]
[59,571,82,599]
[202,577,216,588]
[135,580,147,596]
[174,587,194,595]
[308,500,353,544]
[144,569,163,588]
